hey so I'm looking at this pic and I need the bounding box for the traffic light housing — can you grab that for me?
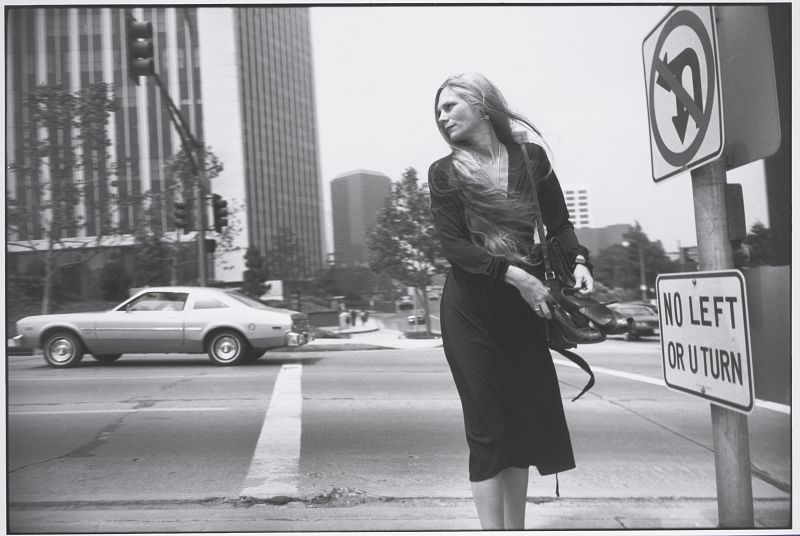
[174,201,188,233]
[212,194,229,233]
[126,17,154,82]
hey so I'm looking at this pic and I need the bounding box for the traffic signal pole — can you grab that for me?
[150,71,209,286]
[128,13,227,286]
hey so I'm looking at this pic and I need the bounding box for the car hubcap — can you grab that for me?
[49,338,75,363]
[214,336,239,362]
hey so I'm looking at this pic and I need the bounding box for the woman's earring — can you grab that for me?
[483,114,490,120]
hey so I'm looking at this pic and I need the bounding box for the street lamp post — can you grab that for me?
[622,240,648,302]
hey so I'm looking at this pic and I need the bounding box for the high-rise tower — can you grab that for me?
[330,170,392,267]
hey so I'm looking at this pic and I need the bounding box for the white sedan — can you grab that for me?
[12,286,313,368]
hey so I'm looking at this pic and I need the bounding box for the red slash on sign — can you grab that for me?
[655,49,703,142]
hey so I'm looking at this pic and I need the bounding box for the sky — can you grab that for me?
[309,5,773,255]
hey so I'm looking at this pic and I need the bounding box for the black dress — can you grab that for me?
[428,142,588,482]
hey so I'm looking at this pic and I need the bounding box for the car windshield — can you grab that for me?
[224,291,270,310]
[616,305,655,316]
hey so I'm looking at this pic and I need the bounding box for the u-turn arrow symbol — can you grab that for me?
[655,48,703,142]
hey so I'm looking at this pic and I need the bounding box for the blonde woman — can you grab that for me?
[429,72,594,530]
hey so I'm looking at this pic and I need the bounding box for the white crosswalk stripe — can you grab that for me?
[240,363,303,498]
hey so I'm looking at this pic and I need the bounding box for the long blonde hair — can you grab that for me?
[433,72,552,264]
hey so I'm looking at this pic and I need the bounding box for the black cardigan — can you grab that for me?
[428,142,589,285]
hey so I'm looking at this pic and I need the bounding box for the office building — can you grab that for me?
[6,6,323,296]
[561,182,592,228]
[199,7,324,279]
[331,170,392,267]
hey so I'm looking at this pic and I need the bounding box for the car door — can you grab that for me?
[93,292,188,354]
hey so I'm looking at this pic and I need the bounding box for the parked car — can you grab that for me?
[397,296,415,311]
[607,303,660,340]
[407,310,426,325]
[12,286,313,368]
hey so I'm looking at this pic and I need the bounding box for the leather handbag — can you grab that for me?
[520,144,633,400]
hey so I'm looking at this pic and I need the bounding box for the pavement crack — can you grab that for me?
[11,414,130,473]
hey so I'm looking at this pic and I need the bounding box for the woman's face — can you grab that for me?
[436,87,484,143]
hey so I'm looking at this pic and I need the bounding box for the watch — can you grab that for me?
[572,255,592,273]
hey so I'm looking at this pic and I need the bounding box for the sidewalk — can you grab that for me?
[10,496,791,532]
[305,315,443,351]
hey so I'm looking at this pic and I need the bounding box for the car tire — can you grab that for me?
[207,330,247,365]
[93,354,122,363]
[43,331,85,368]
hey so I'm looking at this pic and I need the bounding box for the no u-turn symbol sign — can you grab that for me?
[643,6,723,181]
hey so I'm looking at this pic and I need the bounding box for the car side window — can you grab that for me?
[128,292,189,312]
[192,297,230,310]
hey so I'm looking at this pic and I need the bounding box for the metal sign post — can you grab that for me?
[642,6,782,528]
[691,160,753,527]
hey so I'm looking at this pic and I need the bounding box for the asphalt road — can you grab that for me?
[7,341,791,532]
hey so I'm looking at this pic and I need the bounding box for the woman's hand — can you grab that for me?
[573,264,594,295]
[505,265,553,319]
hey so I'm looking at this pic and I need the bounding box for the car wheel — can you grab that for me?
[93,354,122,363]
[43,331,84,368]
[207,330,247,365]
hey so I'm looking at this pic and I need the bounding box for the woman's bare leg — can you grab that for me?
[470,474,504,529]
[501,467,530,529]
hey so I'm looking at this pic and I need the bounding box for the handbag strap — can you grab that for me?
[552,347,595,401]
[520,143,555,280]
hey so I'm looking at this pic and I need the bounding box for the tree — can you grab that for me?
[368,167,447,334]
[163,144,241,274]
[264,226,308,281]
[132,230,174,287]
[592,223,678,300]
[742,221,772,266]
[99,251,133,301]
[7,82,119,313]
[242,246,269,298]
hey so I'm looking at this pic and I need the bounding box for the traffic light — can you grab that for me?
[174,201,188,233]
[212,194,229,233]
[126,17,154,82]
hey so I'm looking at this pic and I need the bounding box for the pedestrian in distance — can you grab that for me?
[428,72,595,530]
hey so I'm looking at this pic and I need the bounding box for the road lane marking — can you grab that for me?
[240,363,303,499]
[553,358,790,415]
[8,407,230,416]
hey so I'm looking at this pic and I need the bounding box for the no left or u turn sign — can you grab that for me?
[643,6,723,182]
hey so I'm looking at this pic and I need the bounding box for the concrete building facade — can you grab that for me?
[561,182,592,229]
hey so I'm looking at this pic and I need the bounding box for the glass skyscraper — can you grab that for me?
[6,6,323,293]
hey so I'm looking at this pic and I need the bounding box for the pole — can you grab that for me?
[196,150,209,286]
[637,241,647,302]
[691,159,754,528]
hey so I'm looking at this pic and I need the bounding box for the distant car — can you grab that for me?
[607,303,660,340]
[407,310,426,325]
[12,286,313,368]
[398,296,415,311]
